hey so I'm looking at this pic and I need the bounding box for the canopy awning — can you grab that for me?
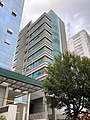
[0,67,42,93]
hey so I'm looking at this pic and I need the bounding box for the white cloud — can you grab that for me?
[20,0,90,38]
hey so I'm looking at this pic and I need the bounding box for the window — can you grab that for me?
[45,47,52,54]
[15,52,18,56]
[4,39,10,45]
[29,38,44,52]
[30,17,44,30]
[16,45,19,48]
[12,11,17,17]
[14,59,17,63]
[28,48,44,61]
[33,57,44,67]
[28,56,32,61]
[30,23,44,38]
[45,38,52,45]
[25,43,28,46]
[33,69,44,78]
[27,30,30,33]
[7,28,13,35]
[26,64,33,71]
[30,30,44,44]
[75,46,83,53]
[25,51,27,54]
[46,57,52,63]
[33,48,44,58]
[18,33,21,36]
[45,30,51,36]
[13,66,16,71]
[17,38,20,42]
[16,45,19,50]
[45,16,51,22]
[45,23,51,29]
[74,43,82,49]
[26,36,29,40]
[27,74,32,78]
[0,1,4,7]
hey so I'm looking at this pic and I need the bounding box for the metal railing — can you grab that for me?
[30,112,46,120]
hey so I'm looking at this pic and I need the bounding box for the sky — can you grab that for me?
[20,0,90,39]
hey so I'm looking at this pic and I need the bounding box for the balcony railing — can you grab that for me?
[30,112,46,120]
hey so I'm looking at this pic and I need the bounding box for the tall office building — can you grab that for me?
[68,30,90,58]
[0,0,25,70]
[13,10,67,120]
[13,10,67,80]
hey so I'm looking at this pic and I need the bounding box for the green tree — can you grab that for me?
[0,116,6,120]
[43,52,90,120]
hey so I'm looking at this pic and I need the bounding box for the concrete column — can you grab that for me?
[3,86,9,106]
[43,95,48,120]
[22,105,26,120]
[26,93,31,120]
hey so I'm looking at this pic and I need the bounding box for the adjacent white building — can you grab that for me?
[68,30,90,58]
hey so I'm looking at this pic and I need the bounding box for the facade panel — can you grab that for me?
[68,30,90,58]
[0,0,25,70]
[13,10,67,81]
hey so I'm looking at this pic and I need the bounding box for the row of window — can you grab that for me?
[4,29,13,46]
[30,30,44,44]
[28,47,52,61]
[0,1,17,17]
[26,56,52,71]
[75,46,83,53]
[0,1,17,46]
[29,30,51,44]
[18,24,51,44]
[26,57,44,70]
[30,22,51,38]
[33,69,44,78]
[28,47,44,61]
[73,38,81,45]
[33,57,44,67]
[29,38,44,52]
[30,15,51,31]
[28,37,52,52]
[27,68,45,78]
[74,43,82,49]
[45,47,52,54]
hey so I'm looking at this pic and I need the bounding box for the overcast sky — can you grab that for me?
[20,0,90,39]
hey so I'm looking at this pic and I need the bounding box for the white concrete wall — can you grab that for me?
[0,86,6,106]
[0,105,17,120]
[68,30,90,58]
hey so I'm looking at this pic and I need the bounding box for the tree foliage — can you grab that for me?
[43,52,90,120]
[0,116,6,120]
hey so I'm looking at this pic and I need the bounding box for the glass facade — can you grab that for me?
[0,0,24,70]
[48,10,62,56]
[26,57,44,71]
[45,57,52,63]
[14,10,66,80]
[28,47,44,61]
[32,69,44,78]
